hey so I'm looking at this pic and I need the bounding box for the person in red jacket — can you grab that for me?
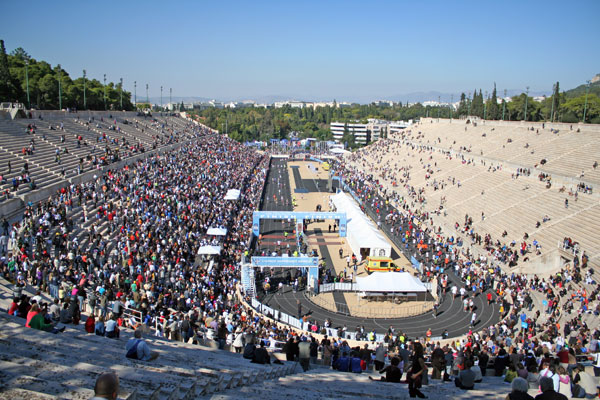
[8,297,19,316]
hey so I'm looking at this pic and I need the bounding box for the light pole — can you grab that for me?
[103,74,107,110]
[583,80,591,123]
[450,94,453,119]
[524,86,529,121]
[502,89,507,121]
[134,81,137,108]
[169,88,172,110]
[120,78,123,110]
[83,70,86,110]
[438,95,441,118]
[146,84,149,106]
[550,83,556,123]
[57,64,62,110]
[25,60,30,109]
[160,86,163,111]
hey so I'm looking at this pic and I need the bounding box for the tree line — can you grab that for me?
[193,101,434,143]
[194,82,599,144]
[454,82,600,124]
[0,40,134,111]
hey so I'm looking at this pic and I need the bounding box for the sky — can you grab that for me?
[1,0,599,103]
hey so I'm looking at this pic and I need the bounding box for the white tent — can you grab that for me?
[330,192,391,260]
[197,245,222,255]
[330,147,351,155]
[207,227,228,236]
[356,272,427,293]
[224,189,241,200]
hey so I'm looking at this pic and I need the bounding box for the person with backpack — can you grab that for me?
[125,329,158,361]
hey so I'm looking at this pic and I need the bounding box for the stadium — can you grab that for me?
[1,2,600,399]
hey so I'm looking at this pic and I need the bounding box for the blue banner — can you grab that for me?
[411,256,421,272]
[251,256,320,268]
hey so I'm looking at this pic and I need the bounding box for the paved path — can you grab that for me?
[256,158,500,338]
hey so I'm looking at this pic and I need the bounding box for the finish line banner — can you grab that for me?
[251,256,319,268]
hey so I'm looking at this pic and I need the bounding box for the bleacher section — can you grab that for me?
[346,118,600,274]
[0,111,197,212]
[209,368,524,400]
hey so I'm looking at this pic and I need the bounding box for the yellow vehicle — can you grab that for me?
[322,162,330,171]
[365,257,400,274]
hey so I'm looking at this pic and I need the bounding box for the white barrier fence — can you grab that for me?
[250,297,387,342]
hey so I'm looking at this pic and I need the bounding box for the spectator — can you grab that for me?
[505,377,534,400]
[505,364,518,383]
[26,303,65,334]
[252,341,270,365]
[105,314,119,339]
[455,359,476,390]
[298,337,311,371]
[92,371,119,400]
[95,316,106,336]
[556,367,571,398]
[85,314,96,334]
[125,329,159,361]
[369,356,402,383]
[572,364,597,399]
[535,377,567,400]
[407,342,427,398]
[59,302,72,324]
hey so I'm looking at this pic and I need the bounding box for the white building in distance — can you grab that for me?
[330,118,399,146]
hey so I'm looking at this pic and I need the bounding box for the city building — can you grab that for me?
[330,118,411,146]
[330,122,368,145]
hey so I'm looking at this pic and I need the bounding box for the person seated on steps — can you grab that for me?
[26,303,65,334]
[369,356,402,383]
[251,341,271,365]
[455,359,476,390]
[125,329,159,361]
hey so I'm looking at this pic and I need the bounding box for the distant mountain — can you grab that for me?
[385,89,551,104]
[384,91,460,104]
[564,75,600,98]
[147,96,212,104]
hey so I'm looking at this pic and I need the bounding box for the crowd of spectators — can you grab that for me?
[1,118,599,397]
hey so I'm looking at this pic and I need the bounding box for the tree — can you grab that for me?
[471,89,484,118]
[456,92,468,116]
[0,40,18,102]
[488,83,499,120]
[550,82,560,122]
[10,47,30,62]
[561,94,600,123]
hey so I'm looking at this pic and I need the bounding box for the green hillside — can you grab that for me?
[564,75,600,98]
